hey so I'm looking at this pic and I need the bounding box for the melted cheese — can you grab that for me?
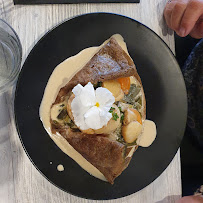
[137,120,157,147]
[57,164,64,172]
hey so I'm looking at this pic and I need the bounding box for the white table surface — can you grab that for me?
[0,0,182,202]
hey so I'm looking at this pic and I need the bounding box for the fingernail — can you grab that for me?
[179,28,186,37]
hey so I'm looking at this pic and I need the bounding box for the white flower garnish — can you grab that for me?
[71,82,115,130]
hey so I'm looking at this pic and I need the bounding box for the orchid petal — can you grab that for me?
[84,106,102,129]
[71,96,89,130]
[100,111,112,127]
[95,87,115,109]
[71,82,115,130]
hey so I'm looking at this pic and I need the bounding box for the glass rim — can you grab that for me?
[0,19,22,94]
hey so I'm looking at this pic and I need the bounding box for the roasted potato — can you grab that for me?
[67,94,74,121]
[102,80,124,101]
[123,108,142,125]
[122,121,142,143]
[94,104,120,134]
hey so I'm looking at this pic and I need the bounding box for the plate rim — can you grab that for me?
[14,12,187,200]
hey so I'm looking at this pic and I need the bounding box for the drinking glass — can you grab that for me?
[0,19,22,94]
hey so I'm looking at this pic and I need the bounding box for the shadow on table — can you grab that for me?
[0,93,10,138]
[156,195,180,203]
[156,1,173,37]
[0,90,22,188]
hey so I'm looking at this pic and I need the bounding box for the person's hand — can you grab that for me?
[164,0,203,39]
[177,195,203,203]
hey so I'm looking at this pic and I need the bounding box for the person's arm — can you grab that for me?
[164,0,203,39]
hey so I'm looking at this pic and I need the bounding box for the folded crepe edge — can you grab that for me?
[50,36,146,184]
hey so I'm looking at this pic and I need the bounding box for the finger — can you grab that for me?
[190,19,203,39]
[170,0,188,33]
[179,0,203,37]
[164,0,177,29]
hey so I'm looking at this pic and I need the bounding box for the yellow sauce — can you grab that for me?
[57,164,64,172]
[137,120,157,147]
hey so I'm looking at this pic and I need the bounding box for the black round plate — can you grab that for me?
[15,13,187,200]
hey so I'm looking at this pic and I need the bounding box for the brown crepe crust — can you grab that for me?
[54,37,137,104]
[62,129,130,184]
[52,125,137,184]
[51,36,146,184]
